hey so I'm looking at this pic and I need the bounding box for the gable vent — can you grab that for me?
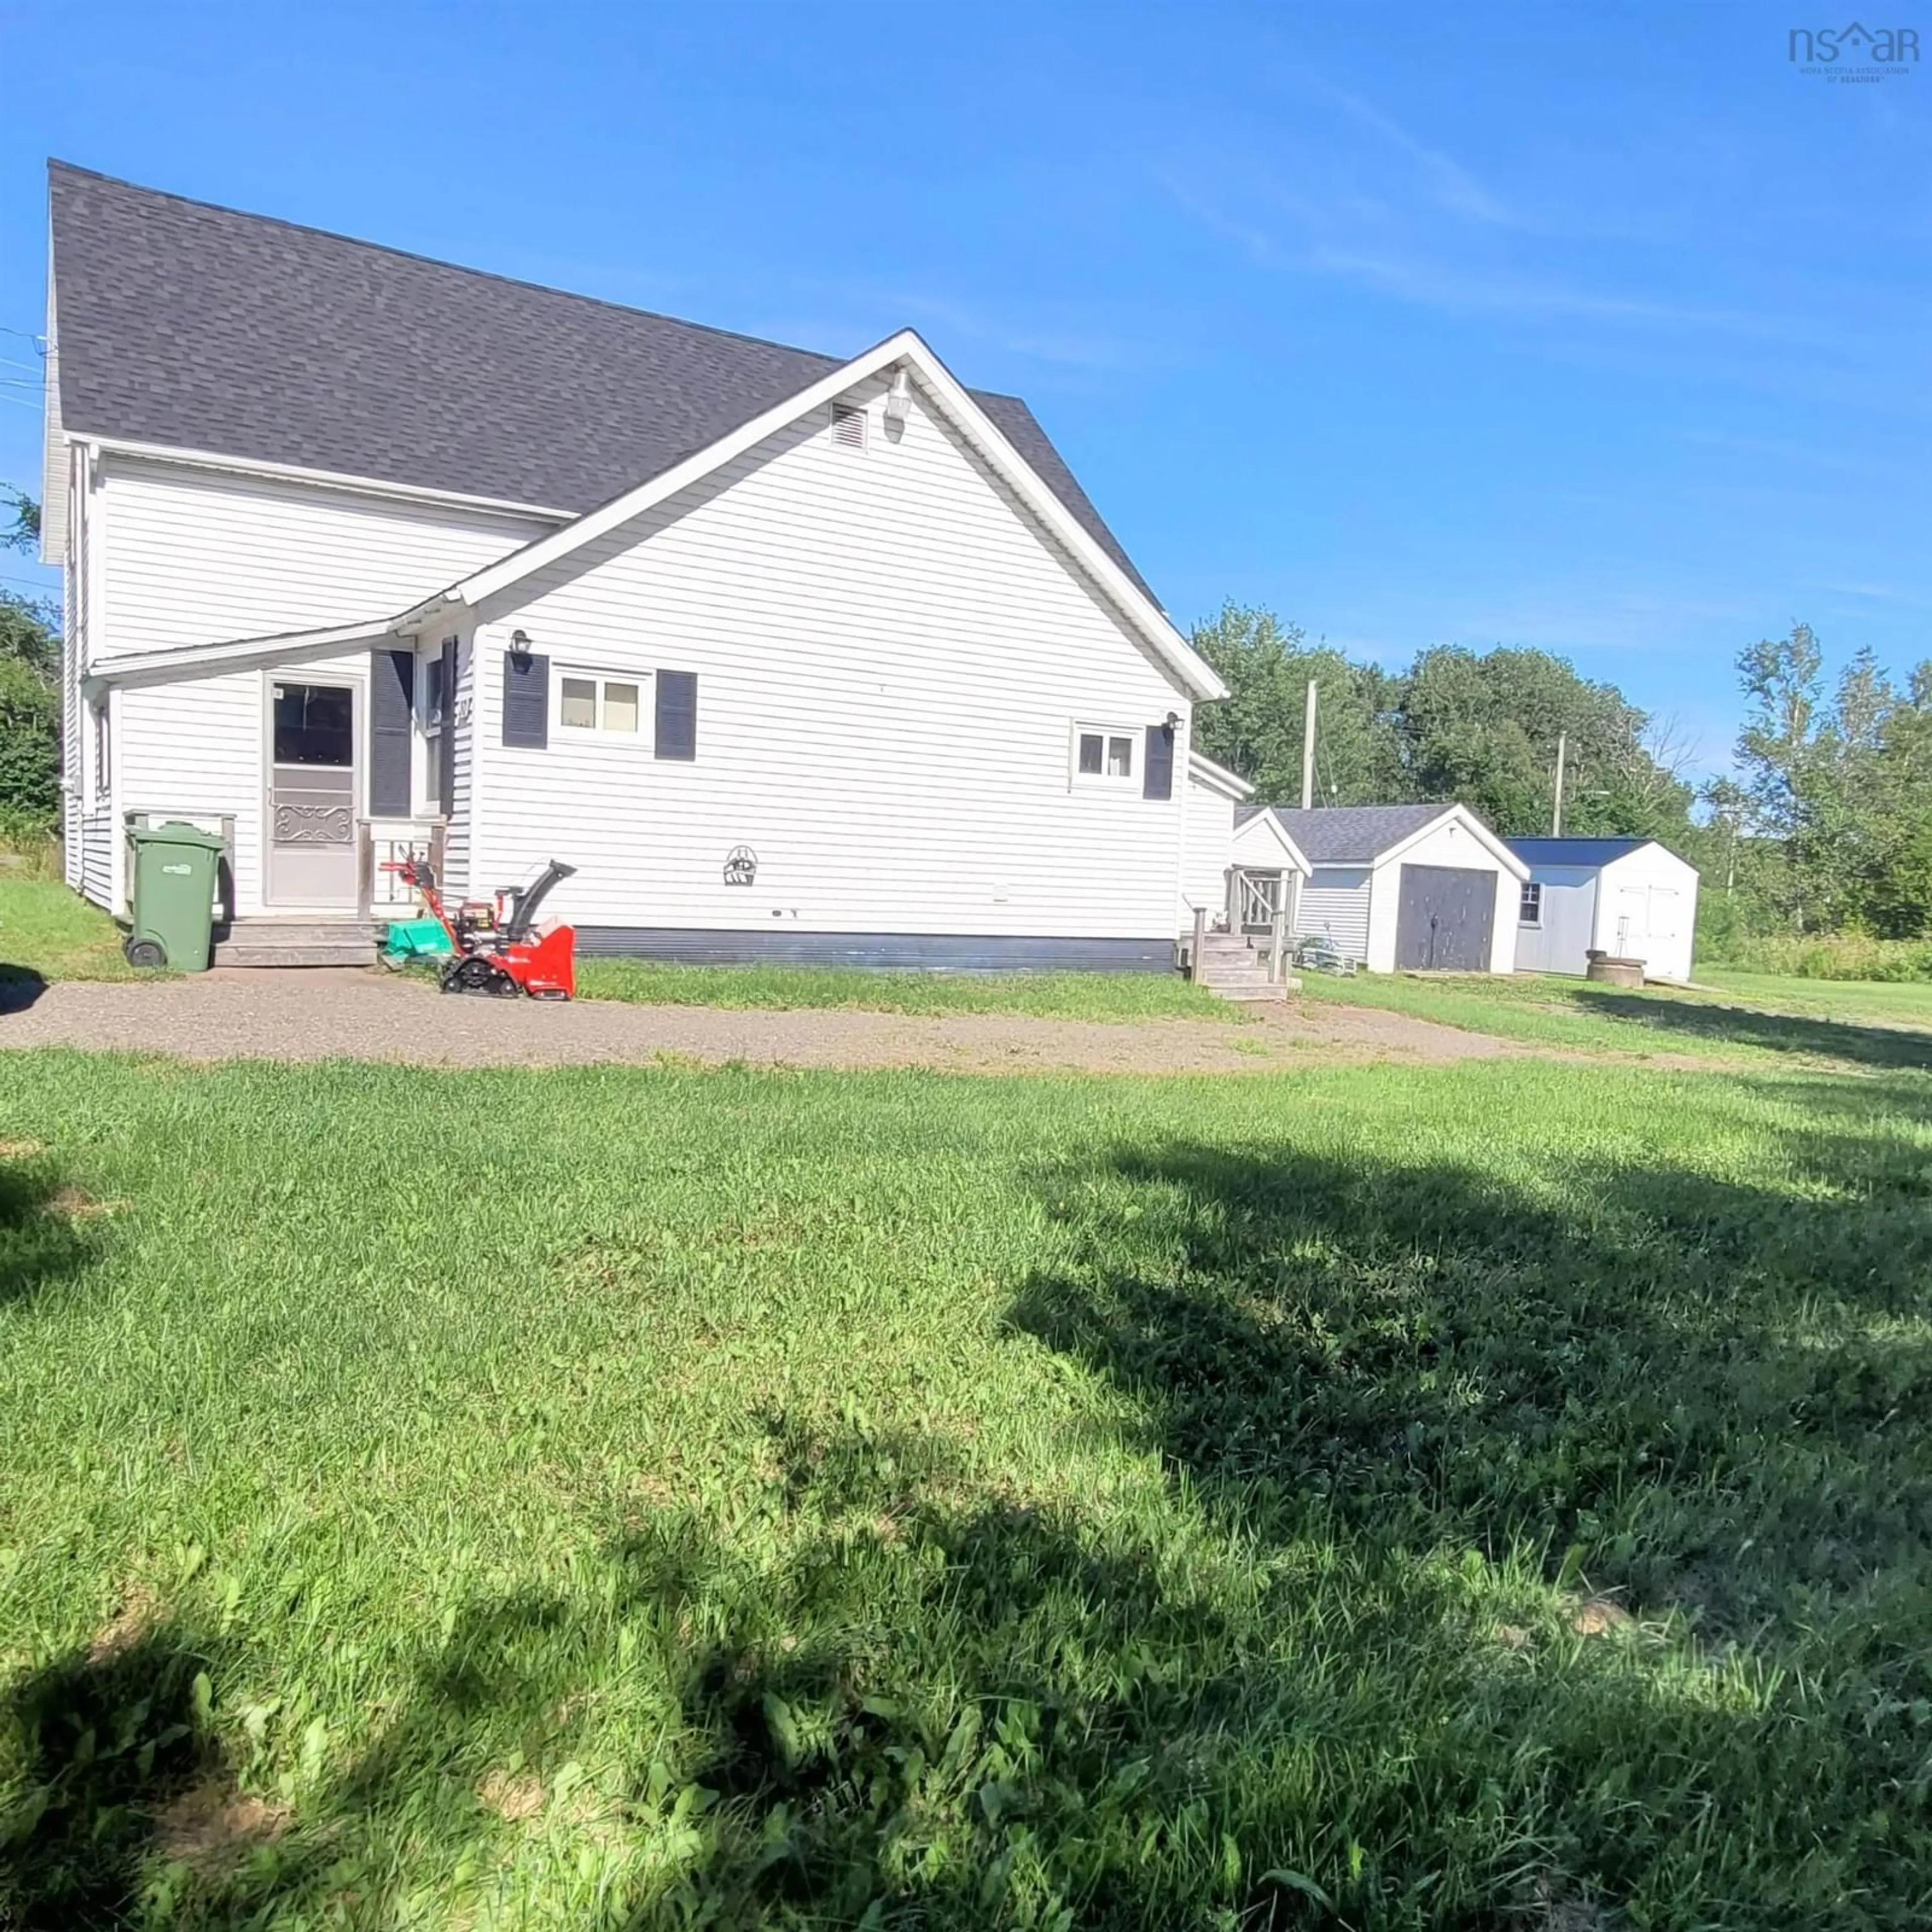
[829,401,868,451]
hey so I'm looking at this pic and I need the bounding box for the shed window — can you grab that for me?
[1519,881,1543,926]
[559,673,640,736]
[1073,726,1135,786]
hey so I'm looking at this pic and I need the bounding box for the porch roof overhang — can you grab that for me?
[80,614,412,696]
[1186,749,1254,802]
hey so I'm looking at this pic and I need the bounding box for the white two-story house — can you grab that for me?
[42,163,1236,970]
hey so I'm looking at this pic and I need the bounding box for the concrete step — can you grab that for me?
[212,920,382,970]
[214,944,378,969]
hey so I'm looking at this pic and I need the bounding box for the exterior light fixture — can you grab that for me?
[883,368,912,428]
[510,628,534,665]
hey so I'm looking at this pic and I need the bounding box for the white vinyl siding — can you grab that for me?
[1298,867,1372,964]
[473,374,1189,940]
[1594,848,1699,982]
[61,446,84,891]
[1514,865,1598,975]
[116,650,372,916]
[1180,766,1235,925]
[91,458,549,915]
[97,457,548,657]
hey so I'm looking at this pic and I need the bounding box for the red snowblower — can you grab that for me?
[381,855,579,999]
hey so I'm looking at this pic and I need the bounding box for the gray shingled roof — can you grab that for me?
[47,163,1154,597]
[1507,837,1655,867]
[1239,803,1456,863]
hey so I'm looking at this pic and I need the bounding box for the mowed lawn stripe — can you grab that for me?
[1,1052,1929,1928]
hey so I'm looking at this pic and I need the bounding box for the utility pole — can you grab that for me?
[1551,733,1567,837]
[1301,679,1318,811]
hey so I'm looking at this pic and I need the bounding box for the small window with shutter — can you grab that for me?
[555,671,644,738]
[1070,721,1140,789]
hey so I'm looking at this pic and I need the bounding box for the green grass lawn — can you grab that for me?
[1697,967,1932,1031]
[3,1050,1930,1927]
[0,879,140,984]
[575,955,1233,1020]
[1299,966,1932,1073]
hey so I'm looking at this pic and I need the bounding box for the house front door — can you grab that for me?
[267,679,359,907]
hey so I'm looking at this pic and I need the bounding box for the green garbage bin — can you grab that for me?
[124,821,227,972]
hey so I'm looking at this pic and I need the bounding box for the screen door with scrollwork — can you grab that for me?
[267,680,359,906]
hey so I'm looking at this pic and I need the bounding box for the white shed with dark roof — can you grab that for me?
[42,164,1231,971]
[1232,803,1526,974]
[1505,838,1700,983]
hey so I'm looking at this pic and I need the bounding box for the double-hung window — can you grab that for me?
[1518,881,1544,927]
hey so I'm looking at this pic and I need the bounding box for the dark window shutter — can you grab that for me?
[437,639,458,809]
[1143,721,1175,800]
[503,647,549,749]
[655,670,697,761]
[369,649,415,816]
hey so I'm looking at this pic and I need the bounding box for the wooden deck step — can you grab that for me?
[1189,931,1298,1002]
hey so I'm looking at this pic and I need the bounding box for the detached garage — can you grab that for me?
[1506,838,1700,983]
[1234,803,1526,974]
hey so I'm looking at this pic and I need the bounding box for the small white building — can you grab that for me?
[1231,803,1525,974]
[1506,838,1700,983]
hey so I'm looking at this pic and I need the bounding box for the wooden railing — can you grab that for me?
[1236,869,1281,932]
[358,819,446,916]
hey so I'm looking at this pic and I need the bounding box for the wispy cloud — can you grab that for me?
[1155,82,1819,340]
[1322,86,1522,229]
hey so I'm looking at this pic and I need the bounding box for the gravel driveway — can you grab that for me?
[0,969,1538,1075]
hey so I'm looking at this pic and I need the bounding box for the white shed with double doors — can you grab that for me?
[1505,838,1700,984]
[1233,802,1525,974]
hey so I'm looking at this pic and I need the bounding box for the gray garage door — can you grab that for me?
[1394,864,1495,971]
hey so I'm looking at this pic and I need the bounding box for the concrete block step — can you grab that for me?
[211,920,381,969]
[213,943,377,969]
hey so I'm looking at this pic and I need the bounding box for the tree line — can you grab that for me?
[0,488,58,836]
[1189,601,1932,947]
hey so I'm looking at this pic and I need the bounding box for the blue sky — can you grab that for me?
[3,0,1926,775]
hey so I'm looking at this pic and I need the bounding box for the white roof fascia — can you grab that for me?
[84,614,409,693]
[84,435,575,523]
[1379,804,1531,880]
[1185,749,1253,800]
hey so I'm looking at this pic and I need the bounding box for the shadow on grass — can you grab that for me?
[0,1153,106,1309]
[5,1427,1733,1931]
[0,1622,234,1928]
[1578,985,1932,1071]
[1013,1110,1932,1637]
[7,1083,1931,1925]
